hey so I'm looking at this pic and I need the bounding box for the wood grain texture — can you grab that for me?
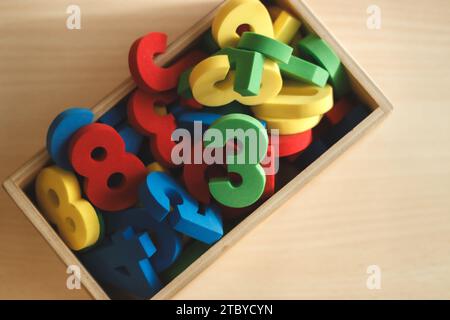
[1,0,449,299]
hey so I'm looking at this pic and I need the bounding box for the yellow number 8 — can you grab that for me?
[35,166,100,251]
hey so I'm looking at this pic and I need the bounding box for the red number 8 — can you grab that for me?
[69,123,147,212]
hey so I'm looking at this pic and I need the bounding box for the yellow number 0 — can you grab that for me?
[35,166,100,251]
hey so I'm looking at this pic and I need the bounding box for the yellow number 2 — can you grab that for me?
[35,165,100,251]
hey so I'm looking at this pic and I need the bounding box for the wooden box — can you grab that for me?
[3,0,393,300]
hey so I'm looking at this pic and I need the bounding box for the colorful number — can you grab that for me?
[183,162,228,205]
[176,111,222,133]
[160,240,210,284]
[203,101,251,116]
[201,29,220,54]
[270,7,301,44]
[216,47,264,96]
[80,227,161,299]
[237,32,293,64]
[104,208,183,273]
[260,114,323,135]
[177,68,195,100]
[217,143,276,220]
[298,34,351,97]
[261,144,276,199]
[98,100,144,154]
[128,89,178,167]
[68,123,147,211]
[115,124,143,155]
[251,82,334,118]
[180,97,203,110]
[98,99,127,127]
[204,114,268,208]
[278,55,329,87]
[129,32,206,92]
[190,55,282,107]
[146,161,167,174]
[271,130,313,158]
[183,161,212,204]
[325,96,354,125]
[212,0,274,48]
[47,108,94,170]
[35,166,100,251]
[139,172,223,244]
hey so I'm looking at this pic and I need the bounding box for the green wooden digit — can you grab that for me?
[201,29,220,54]
[278,55,329,87]
[298,34,351,97]
[237,32,293,64]
[216,47,264,96]
[177,68,194,99]
[204,114,268,208]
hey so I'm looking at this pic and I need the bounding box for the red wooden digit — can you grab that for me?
[183,162,210,204]
[325,96,354,125]
[69,123,147,212]
[182,141,226,204]
[129,32,207,92]
[128,89,178,167]
[261,144,276,199]
[183,163,227,205]
[180,97,203,110]
[271,130,313,158]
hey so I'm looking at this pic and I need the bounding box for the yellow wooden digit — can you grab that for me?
[147,162,167,174]
[212,0,274,48]
[270,7,301,44]
[189,55,230,106]
[259,114,323,135]
[251,82,334,118]
[190,55,283,107]
[35,166,100,251]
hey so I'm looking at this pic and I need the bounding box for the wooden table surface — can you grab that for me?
[0,0,449,299]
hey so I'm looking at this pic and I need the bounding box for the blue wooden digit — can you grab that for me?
[104,208,183,272]
[98,99,127,127]
[116,123,144,154]
[47,108,94,170]
[80,227,161,299]
[98,99,143,154]
[168,103,186,117]
[139,172,223,244]
[176,112,222,133]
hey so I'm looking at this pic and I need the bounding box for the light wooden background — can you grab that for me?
[0,0,449,299]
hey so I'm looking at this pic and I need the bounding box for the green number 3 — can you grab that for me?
[204,114,268,208]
